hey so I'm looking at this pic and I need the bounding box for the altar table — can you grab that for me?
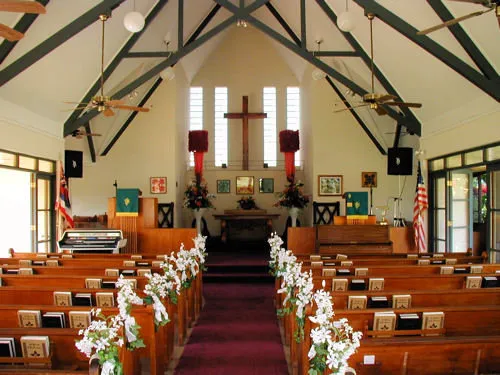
[213,211,280,243]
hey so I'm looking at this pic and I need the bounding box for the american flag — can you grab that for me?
[413,161,428,251]
[55,164,74,228]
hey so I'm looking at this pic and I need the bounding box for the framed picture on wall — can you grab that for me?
[259,178,274,193]
[361,172,377,187]
[150,177,167,194]
[217,179,231,193]
[236,176,254,195]
[318,175,343,196]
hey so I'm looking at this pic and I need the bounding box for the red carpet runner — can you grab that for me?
[174,282,289,374]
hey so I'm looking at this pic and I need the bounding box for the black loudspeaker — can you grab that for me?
[387,147,413,175]
[65,150,83,178]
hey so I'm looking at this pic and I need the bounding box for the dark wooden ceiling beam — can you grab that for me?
[84,123,96,163]
[0,0,50,65]
[0,0,126,87]
[265,2,301,46]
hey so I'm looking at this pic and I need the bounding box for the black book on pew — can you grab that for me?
[368,296,389,308]
[42,312,66,328]
[337,269,351,276]
[121,270,136,277]
[482,276,498,288]
[350,279,366,291]
[73,293,93,307]
[431,260,445,265]
[6,269,19,274]
[421,255,431,259]
[323,263,336,267]
[32,261,45,266]
[397,313,421,330]
[454,267,468,274]
[136,262,150,267]
[0,338,16,357]
[102,281,117,289]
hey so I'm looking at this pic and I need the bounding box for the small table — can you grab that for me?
[213,210,280,243]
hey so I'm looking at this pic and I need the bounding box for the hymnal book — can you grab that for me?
[392,294,412,309]
[73,293,92,307]
[454,267,468,274]
[322,268,336,277]
[137,269,152,277]
[440,266,454,275]
[418,259,430,266]
[332,279,348,292]
[421,255,431,259]
[310,255,321,261]
[6,269,19,274]
[123,260,136,267]
[310,261,323,269]
[0,268,2,274]
[20,335,50,358]
[407,254,418,258]
[368,278,384,291]
[421,312,445,335]
[433,254,444,258]
[348,295,367,310]
[466,276,482,289]
[96,292,115,307]
[156,255,167,260]
[18,310,41,328]
[105,269,120,277]
[19,268,34,275]
[373,312,396,337]
[42,312,65,328]
[136,262,149,267]
[45,260,59,267]
[431,260,445,265]
[0,337,16,357]
[351,279,366,291]
[337,269,351,276]
[130,255,142,260]
[368,296,389,308]
[36,254,48,259]
[0,277,2,286]
[445,258,457,265]
[341,261,353,267]
[355,268,368,276]
[323,263,336,267]
[32,260,45,266]
[85,278,102,289]
[152,261,163,268]
[69,311,91,329]
[121,270,136,277]
[102,281,117,289]
[61,254,73,259]
[336,254,348,260]
[128,279,137,289]
[19,260,32,267]
[482,276,498,288]
[470,265,483,274]
[397,313,421,330]
[53,291,72,306]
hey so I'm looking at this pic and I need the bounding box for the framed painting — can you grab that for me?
[150,177,167,194]
[318,175,343,196]
[259,178,274,193]
[361,172,377,187]
[236,176,254,195]
[217,179,231,194]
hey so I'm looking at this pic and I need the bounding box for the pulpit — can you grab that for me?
[213,209,280,243]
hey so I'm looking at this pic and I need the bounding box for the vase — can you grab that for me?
[193,208,206,235]
[288,207,301,227]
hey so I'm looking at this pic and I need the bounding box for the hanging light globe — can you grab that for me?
[124,11,145,33]
[312,69,327,81]
[160,67,175,81]
[337,11,355,32]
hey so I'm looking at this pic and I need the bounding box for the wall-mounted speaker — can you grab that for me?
[65,150,83,178]
[387,147,413,176]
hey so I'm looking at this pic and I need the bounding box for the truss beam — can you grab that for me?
[265,2,301,46]
[84,123,96,163]
[352,0,500,101]
[0,0,126,87]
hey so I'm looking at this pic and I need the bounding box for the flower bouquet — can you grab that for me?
[237,196,257,210]
[274,181,309,209]
[183,180,215,210]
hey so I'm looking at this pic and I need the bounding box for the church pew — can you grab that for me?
[295,255,486,266]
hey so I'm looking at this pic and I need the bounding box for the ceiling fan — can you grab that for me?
[417,0,499,35]
[334,13,422,116]
[65,14,149,118]
[71,129,102,139]
[0,0,46,41]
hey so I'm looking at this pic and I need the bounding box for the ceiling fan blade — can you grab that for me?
[374,105,388,116]
[377,94,398,103]
[417,9,490,35]
[107,99,125,106]
[114,104,150,112]
[61,106,89,111]
[0,23,23,41]
[447,0,491,4]
[333,103,368,113]
[385,101,423,108]
[103,108,115,117]
[0,0,46,14]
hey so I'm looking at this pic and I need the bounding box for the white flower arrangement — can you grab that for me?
[308,289,362,375]
[172,244,200,289]
[193,234,208,268]
[143,272,170,327]
[160,259,182,304]
[115,275,145,349]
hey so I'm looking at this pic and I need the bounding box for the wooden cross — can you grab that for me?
[224,96,267,170]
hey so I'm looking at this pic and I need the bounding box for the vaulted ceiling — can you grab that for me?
[0,0,498,161]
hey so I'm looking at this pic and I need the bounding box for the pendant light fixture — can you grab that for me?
[124,0,145,33]
[337,0,355,32]
[312,39,327,81]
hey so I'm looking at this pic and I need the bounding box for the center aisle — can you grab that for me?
[174,282,289,375]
